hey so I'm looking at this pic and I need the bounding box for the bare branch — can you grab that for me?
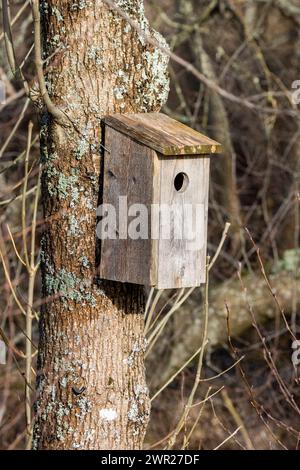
[31,0,66,123]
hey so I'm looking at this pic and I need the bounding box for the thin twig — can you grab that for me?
[102,0,298,117]
[151,345,203,402]
[221,388,254,450]
[167,258,210,449]
[31,0,66,122]
[213,426,242,450]
[1,0,30,93]
[22,122,33,269]
[0,98,30,159]
[208,222,231,272]
[0,0,30,43]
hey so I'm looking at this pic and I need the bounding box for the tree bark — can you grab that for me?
[33,0,169,450]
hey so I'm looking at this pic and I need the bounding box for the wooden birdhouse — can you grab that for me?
[99,113,222,289]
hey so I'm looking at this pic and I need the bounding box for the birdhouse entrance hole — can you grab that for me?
[174,172,189,193]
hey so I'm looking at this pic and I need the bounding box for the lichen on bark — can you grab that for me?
[33,0,169,450]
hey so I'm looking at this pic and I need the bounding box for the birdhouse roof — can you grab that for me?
[104,113,222,156]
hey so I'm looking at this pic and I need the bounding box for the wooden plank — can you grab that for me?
[100,127,159,286]
[104,113,222,156]
[156,155,210,289]
[149,154,161,285]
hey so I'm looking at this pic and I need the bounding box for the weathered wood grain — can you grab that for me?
[100,126,159,285]
[156,156,210,289]
[101,117,217,288]
[104,113,222,156]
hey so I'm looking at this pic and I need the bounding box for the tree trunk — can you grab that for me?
[33,0,169,450]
